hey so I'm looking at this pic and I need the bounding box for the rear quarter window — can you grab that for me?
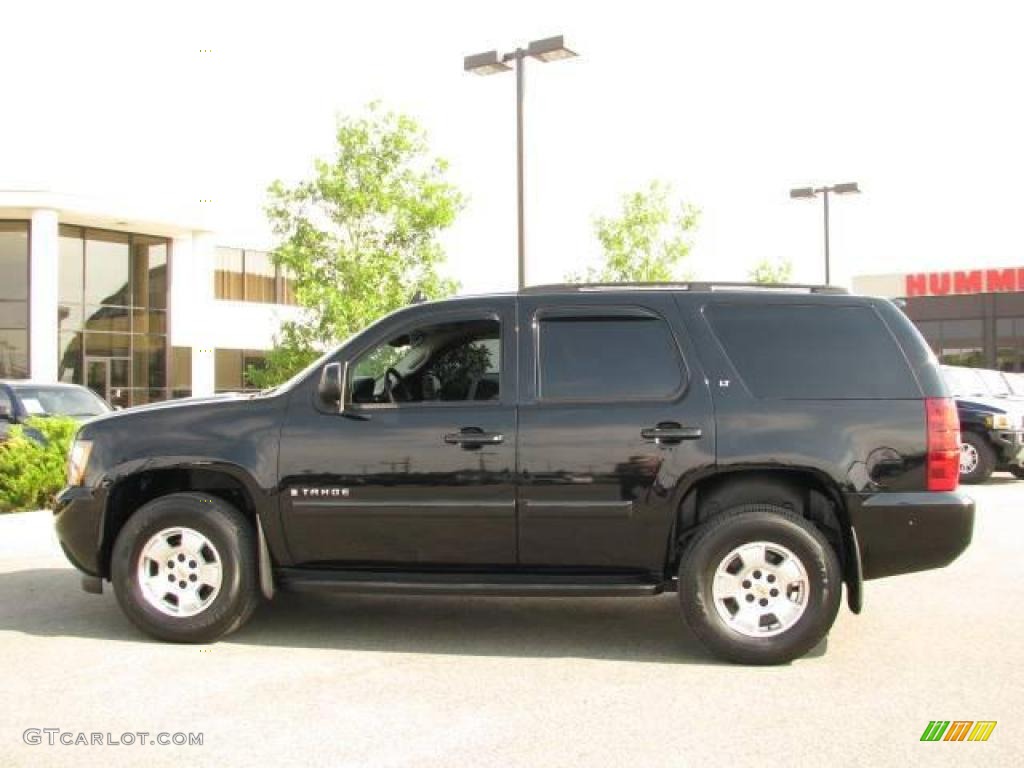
[705,303,919,399]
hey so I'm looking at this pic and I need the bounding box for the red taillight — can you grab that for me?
[926,397,960,492]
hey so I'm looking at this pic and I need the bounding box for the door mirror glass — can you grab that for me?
[318,361,347,412]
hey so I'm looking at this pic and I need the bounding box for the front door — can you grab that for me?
[515,293,715,573]
[279,300,518,567]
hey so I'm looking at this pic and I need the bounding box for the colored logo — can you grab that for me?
[920,721,996,742]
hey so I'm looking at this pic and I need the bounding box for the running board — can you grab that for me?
[275,569,665,597]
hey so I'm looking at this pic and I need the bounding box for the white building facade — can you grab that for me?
[0,190,302,406]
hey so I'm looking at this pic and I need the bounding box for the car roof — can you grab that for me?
[1,381,96,390]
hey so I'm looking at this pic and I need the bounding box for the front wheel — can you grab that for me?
[111,493,260,643]
[679,506,842,665]
[959,432,995,484]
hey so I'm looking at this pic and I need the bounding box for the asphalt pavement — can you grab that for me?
[1,479,1021,767]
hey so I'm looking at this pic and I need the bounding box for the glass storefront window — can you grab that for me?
[215,348,267,392]
[84,230,131,307]
[244,250,276,303]
[58,227,172,401]
[58,225,85,305]
[0,221,29,378]
[132,236,168,310]
[215,247,245,301]
[214,247,297,305]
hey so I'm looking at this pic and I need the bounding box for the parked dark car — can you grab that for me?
[940,365,1024,482]
[0,381,113,443]
[54,283,974,665]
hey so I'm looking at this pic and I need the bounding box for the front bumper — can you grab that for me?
[53,485,106,577]
[848,491,974,580]
[991,428,1024,467]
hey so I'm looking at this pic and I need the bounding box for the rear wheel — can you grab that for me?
[959,432,995,484]
[679,505,842,665]
[111,492,260,643]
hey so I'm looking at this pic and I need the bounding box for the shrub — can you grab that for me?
[0,416,79,512]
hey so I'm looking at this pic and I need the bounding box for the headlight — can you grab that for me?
[67,440,93,486]
[991,414,1012,430]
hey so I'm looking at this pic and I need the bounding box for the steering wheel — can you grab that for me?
[383,367,410,403]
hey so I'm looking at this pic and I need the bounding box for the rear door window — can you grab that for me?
[537,313,683,401]
[705,303,919,399]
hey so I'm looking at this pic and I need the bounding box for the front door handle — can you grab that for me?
[641,423,703,444]
[444,428,504,448]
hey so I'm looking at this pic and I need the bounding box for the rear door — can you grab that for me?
[516,292,715,572]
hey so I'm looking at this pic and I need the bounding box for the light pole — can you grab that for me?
[464,35,578,290]
[789,182,860,285]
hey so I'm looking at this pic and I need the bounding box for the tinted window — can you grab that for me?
[352,318,500,404]
[706,304,919,399]
[538,315,683,401]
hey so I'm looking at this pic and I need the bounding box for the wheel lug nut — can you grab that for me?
[189,560,197,569]
[753,570,762,579]
[766,574,776,583]
[189,574,197,582]
[167,560,174,569]
[742,580,751,589]
[178,580,187,589]
[770,588,779,597]
[167,574,174,582]
[759,598,769,607]
[745,594,754,602]
[177,554,185,562]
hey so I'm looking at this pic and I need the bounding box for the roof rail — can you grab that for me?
[520,281,849,295]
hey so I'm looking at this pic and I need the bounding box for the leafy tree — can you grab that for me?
[570,180,699,283]
[749,258,794,284]
[0,417,78,512]
[249,103,465,388]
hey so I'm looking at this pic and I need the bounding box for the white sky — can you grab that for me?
[2,0,1022,294]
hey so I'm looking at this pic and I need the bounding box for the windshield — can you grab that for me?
[12,386,111,418]
[977,368,1011,397]
[1005,372,1024,397]
[941,366,987,397]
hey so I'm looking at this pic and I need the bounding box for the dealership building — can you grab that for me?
[853,268,1024,371]
[0,190,301,407]
[3,188,1023,407]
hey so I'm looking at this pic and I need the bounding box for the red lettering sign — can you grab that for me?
[929,273,951,295]
[899,267,1022,297]
[986,269,1016,292]
[954,271,983,293]
[905,274,927,297]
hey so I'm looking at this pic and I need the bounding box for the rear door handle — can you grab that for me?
[444,429,504,447]
[641,423,703,443]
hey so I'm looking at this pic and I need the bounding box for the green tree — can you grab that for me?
[570,180,699,283]
[749,258,794,284]
[250,103,465,388]
[0,417,78,512]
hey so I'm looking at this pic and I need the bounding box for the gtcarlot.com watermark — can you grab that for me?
[23,729,203,747]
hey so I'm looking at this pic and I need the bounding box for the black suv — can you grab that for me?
[55,283,974,665]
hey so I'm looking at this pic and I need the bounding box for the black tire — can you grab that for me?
[959,432,995,485]
[679,505,842,665]
[1006,465,1024,479]
[111,492,260,643]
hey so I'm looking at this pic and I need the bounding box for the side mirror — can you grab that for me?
[318,361,349,413]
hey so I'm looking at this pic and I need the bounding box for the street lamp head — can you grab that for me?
[832,181,861,195]
[789,187,817,200]
[464,50,512,75]
[526,35,577,63]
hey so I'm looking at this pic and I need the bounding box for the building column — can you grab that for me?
[29,209,59,382]
[189,231,216,397]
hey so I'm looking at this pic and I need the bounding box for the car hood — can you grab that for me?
[81,393,250,427]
